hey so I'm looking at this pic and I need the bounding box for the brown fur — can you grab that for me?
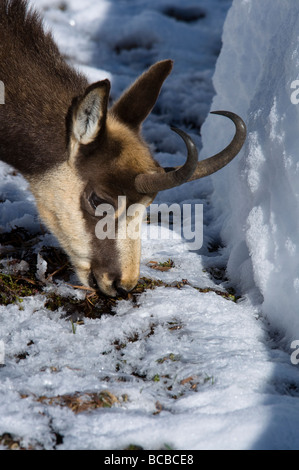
[0,0,173,296]
[0,0,88,175]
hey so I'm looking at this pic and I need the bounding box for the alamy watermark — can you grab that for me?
[290,340,299,365]
[290,80,299,104]
[94,196,204,250]
[0,81,4,104]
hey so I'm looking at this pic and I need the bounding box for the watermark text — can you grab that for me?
[0,81,4,104]
[290,80,299,104]
[94,197,203,250]
[290,340,299,364]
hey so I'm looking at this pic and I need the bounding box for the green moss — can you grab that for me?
[158,259,174,268]
[44,293,64,311]
[0,226,238,318]
[156,353,178,364]
[0,273,40,306]
[194,286,238,302]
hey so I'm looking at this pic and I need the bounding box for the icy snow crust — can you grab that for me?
[202,0,299,344]
[0,0,299,450]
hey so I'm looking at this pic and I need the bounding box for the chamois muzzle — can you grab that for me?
[134,111,246,194]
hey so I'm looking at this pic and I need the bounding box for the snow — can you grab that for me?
[201,0,299,345]
[1,0,299,451]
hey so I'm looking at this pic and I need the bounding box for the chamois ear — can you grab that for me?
[69,79,110,146]
[111,60,173,130]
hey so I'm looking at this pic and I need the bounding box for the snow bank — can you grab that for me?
[201,0,299,343]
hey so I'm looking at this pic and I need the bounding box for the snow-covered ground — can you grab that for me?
[1,0,299,450]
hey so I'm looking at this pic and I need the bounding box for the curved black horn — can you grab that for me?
[187,111,246,181]
[134,127,198,194]
[134,111,246,194]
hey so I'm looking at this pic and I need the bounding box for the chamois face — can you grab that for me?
[74,116,158,296]
[30,61,173,297]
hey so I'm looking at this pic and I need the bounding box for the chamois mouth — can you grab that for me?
[112,280,130,298]
[88,271,130,298]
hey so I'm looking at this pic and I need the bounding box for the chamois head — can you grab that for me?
[30,60,245,297]
[0,2,245,297]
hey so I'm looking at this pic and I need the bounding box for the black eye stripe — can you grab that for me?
[88,192,108,210]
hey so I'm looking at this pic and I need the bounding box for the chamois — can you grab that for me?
[0,0,246,296]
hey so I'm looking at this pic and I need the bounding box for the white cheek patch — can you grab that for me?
[28,163,92,285]
[117,235,141,290]
[116,202,146,290]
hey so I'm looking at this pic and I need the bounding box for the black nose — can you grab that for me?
[113,281,128,298]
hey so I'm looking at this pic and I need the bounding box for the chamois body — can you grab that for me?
[0,0,88,175]
[0,0,246,297]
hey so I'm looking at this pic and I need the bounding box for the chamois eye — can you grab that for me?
[88,192,107,210]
